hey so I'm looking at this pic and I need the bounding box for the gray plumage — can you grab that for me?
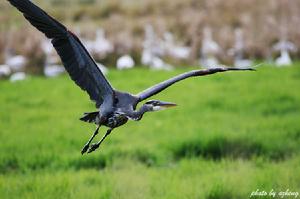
[7,0,254,154]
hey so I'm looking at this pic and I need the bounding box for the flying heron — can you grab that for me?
[7,0,254,154]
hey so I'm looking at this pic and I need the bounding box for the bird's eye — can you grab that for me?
[145,100,154,104]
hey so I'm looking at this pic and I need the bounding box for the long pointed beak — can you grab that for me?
[159,101,177,108]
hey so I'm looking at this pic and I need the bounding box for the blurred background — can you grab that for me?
[0,0,300,199]
[0,0,300,76]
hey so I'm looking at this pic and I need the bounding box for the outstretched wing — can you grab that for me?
[8,0,114,107]
[137,67,254,101]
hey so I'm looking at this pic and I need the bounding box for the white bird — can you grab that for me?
[93,28,114,58]
[9,72,26,82]
[200,27,221,68]
[44,65,65,78]
[275,50,292,66]
[41,38,65,77]
[163,32,190,60]
[141,25,173,71]
[273,40,297,52]
[4,49,27,72]
[150,57,173,71]
[142,50,173,71]
[41,38,53,55]
[231,28,252,68]
[142,25,165,57]
[141,49,153,66]
[234,59,252,69]
[77,28,113,59]
[273,39,297,67]
[200,58,219,69]
[0,64,11,78]
[117,55,135,70]
[41,38,60,65]
[142,49,173,71]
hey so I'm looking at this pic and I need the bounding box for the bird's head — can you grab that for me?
[143,100,177,112]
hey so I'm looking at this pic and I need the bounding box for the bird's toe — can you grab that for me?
[81,144,90,155]
[87,143,99,153]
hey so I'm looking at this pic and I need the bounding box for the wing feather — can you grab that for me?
[8,0,114,107]
[137,67,254,101]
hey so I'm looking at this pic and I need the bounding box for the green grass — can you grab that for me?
[0,65,300,198]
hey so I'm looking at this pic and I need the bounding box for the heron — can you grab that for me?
[7,0,254,154]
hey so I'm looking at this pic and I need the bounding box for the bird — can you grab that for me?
[41,38,65,78]
[273,39,297,67]
[116,55,135,70]
[231,28,252,69]
[93,28,114,58]
[275,50,292,66]
[163,32,191,60]
[200,27,221,69]
[149,57,173,71]
[4,49,28,72]
[7,0,254,154]
[0,64,11,78]
[44,64,65,78]
[9,72,26,82]
[141,25,172,71]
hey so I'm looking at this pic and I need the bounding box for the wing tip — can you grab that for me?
[233,67,256,71]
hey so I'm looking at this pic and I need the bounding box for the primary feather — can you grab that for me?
[7,0,114,107]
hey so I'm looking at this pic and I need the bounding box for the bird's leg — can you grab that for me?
[87,128,113,153]
[81,125,100,155]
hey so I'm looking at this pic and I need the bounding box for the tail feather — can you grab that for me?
[80,112,99,123]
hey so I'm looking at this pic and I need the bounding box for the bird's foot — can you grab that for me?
[87,143,100,153]
[81,144,90,155]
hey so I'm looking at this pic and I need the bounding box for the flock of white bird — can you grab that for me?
[0,26,298,82]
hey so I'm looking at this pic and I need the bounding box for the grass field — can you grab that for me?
[0,65,300,199]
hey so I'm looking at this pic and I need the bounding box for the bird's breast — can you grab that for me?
[105,113,128,128]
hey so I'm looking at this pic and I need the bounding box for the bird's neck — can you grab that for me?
[127,105,151,121]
